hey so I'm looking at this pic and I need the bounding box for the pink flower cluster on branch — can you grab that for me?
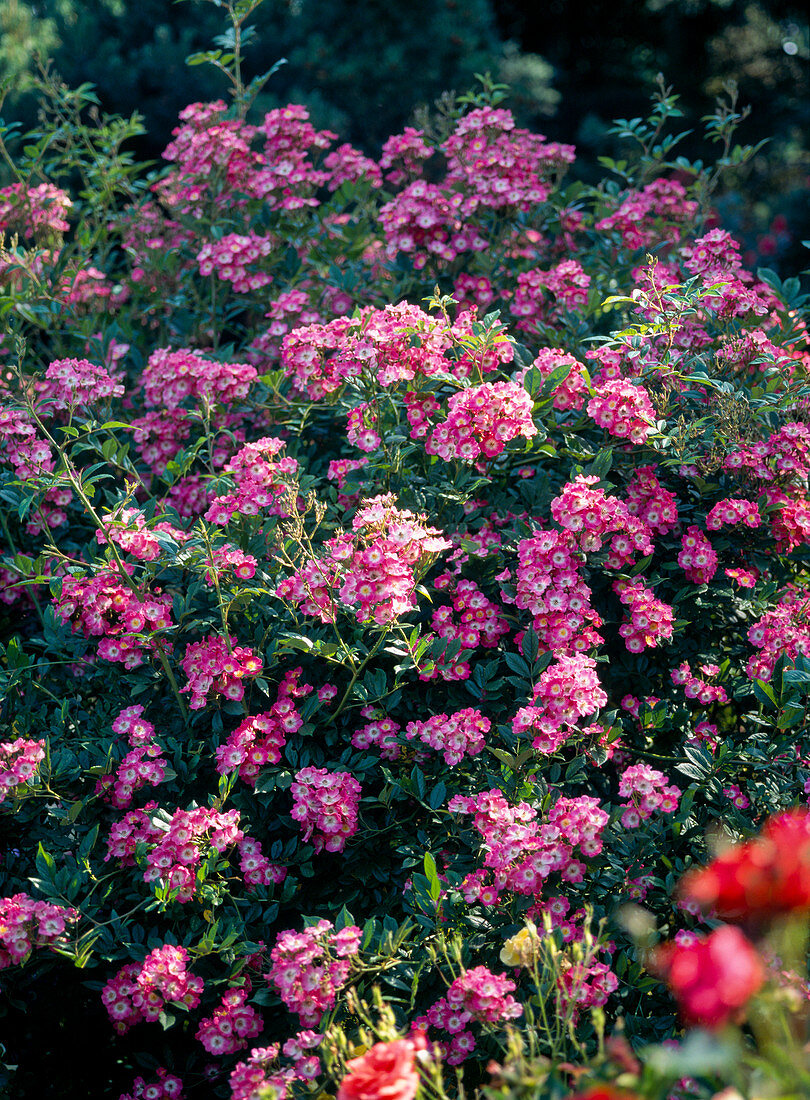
[0,893,78,969]
[196,987,263,1055]
[53,570,174,668]
[0,182,71,239]
[96,506,186,562]
[38,357,124,412]
[215,668,311,785]
[101,944,204,1034]
[418,964,522,1064]
[425,380,536,464]
[118,1067,184,1100]
[290,767,361,853]
[141,347,257,410]
[586,378,657,444]
[618,764,681,828]
[513,527,603,654]
[180,634,263,709]
[551,475,655,566]
[512,653,607,753]
[266,920,361,1025]
[678,526,718,584]
[527,348,589,411]
[405,707,490,765]
[747,587,810,679]
[197,232,275,292]
[448,790,608,904]
[204,436,298,524]
[229,1031,322,1100]
[706,497,762,530]
[141,807,244,902]
[0,738,45,803]
[100,705,168,808]
[613,579,675,653]
[277,494,450,626]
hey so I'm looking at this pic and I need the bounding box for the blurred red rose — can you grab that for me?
[652,924,764,1028]
[679,809,810,923]
[567,1088,640,1100]
[337,1038,420,1100]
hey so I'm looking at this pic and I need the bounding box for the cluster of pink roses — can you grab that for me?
[0,181,71,238]
[512,652,607,754]
[404,707,490,766]
[0,893,77,969]
[139,807,244,902]
[228,1031,322,1100]
[417,964,522,1064]
[196,987,263,1055]
[449,789,609,904]
[118,1066,184,1100]
[196,232,275,291]
[424,380,536,464]
[100,705,168,808]
[204,436,299,524]
[617,764,681,828]
[141,347,257,410]
[102,945,204,1034]
[180,633,263,709]
[266,920,361,1025]
[0,738,45,803]
[277,494,451,626]
[54,570,174,668]
[290,767,361,853]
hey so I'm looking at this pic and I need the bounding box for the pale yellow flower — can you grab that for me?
[499,925,539,968]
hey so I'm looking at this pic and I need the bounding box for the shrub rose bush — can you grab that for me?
[1,6,810,1099]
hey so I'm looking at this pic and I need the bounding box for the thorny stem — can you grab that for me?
[273,499,359,672]
[198,523,234,654]
[76,897,149,932]
[330,631,387,723]
[702,82,750,203]
[26,679,64,707]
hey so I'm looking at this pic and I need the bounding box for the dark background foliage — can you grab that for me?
[1,0,808,271]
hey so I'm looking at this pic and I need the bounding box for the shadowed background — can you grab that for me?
[1,0,807,272]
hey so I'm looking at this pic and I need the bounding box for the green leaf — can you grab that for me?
[423,852,441,900]
[335,905,355,931]
[186,50,224,66]
[427,781,447,810]
[410,767,426,801]
[35,843,56,882]
[752,679,778,709]
[502,651,531,678]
